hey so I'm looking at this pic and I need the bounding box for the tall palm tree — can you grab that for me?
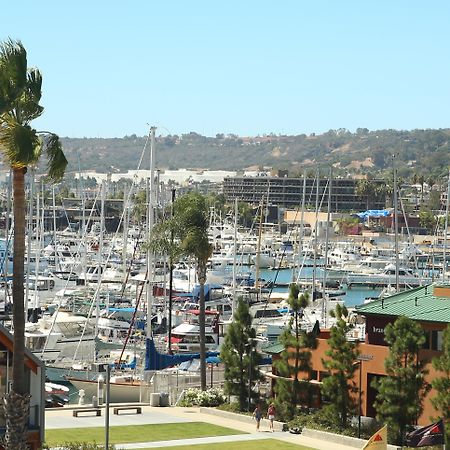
[0,39,67,450]
[149,191,212,390]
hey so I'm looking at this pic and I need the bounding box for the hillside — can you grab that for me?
[55,128,450,180]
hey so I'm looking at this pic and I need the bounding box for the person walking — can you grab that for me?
[253,404,262,431]
[267,403,276,432]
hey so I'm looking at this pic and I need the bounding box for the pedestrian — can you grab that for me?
[253,404,262,431]
[267,403,276,432]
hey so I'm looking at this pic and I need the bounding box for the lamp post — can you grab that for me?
[247,341,252,412]
[357,360,362,439]
[355,354,373,439]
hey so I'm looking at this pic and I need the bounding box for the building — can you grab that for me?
[265,283,449,425]
[222,176,386,212]
[0,324,45,449]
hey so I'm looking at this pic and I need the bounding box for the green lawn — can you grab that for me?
[127,440,314,450]
[44,422,245,446]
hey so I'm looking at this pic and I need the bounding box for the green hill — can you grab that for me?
[56,128,450,180]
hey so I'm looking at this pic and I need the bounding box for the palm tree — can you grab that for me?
[0,39,67,450]
[149,191,212,390]
[356,179,376,210]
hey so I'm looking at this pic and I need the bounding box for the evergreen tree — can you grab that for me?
[432,326,450,446]
[274,285,316,420]
[373,316,428,446]
[321,304,359,429]
[220,299,262,411]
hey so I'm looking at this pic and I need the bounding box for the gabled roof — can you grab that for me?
[0,324,42,373]
[261,342,284,355]
[355,283,450,324]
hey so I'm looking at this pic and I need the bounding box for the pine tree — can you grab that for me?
[373,316,428,446]
[220,299,262,411]
[432,325,450,445]
[274,285,316,420]
[321,304,359,429]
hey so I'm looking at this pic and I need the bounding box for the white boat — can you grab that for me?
[67,373,152,403]
[24,311,97,363]
[170,309,220,353]
[346,264,423,288]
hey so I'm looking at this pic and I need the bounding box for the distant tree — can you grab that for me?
[372,316,428,446]
[356,180,377,210]
[274,286,316,420]
[432,326,450,446]
[321,304,359,429]
[220,299,262,411]
[335,217,360,236]
[419,209,437,233]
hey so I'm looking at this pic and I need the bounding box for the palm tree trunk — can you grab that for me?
[4,167,30,450]
[198,262,207,391]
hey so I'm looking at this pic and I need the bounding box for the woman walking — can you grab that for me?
[267,403,276,432]
[253,404,262,431]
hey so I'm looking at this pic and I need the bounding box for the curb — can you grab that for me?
[199,407,285,432]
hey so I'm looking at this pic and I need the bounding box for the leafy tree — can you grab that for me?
[220,299,262,411]
[274,285,316,420]
[149,191,212,390]
[419,209,437,233]
[335,217,359,236]
[432,326,450,445]
[321,304,359,429]
[372,316,428,446]
[0,39,67,450]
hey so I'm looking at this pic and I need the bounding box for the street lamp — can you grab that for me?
[355,354,373,439]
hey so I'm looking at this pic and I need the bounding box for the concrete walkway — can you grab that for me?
[45,405,355,449]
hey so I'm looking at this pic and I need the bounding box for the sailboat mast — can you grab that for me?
[312,171,320,300]
[393,154,400,291]
[146,126,156,339]
[442,169,450,282]
[232,198,238,317]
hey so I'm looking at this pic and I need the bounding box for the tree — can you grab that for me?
[273,285,316,420]
[372,316,428,446]
[356,180,376,210]
[0,39,67,450]
[321,304,359,429]
[419,209,437,233]
[149,191,212,390]
[220,299,262,411]
[432,326,450,445]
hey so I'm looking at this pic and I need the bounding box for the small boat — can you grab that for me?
[66,373,152,403]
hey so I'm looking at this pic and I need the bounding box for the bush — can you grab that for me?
[287,409,381,440]
[179,387,226,407]
[42,443,114,449]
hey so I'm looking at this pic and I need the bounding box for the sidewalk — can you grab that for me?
[45,405,354,449]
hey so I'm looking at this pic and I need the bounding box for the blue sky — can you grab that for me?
[2,1,450,138]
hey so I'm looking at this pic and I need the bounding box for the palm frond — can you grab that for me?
[42,133,67,182]
[17,68,43,123]
[0,39,27,115]
[0,121,39,167]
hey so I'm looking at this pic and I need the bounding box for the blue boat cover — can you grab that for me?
[356,209,390,219]
[145,338,219,370]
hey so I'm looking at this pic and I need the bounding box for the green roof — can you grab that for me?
[261,342,284,354]
[355,283,450,323]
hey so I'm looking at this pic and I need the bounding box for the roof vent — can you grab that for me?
[432,285,450,298]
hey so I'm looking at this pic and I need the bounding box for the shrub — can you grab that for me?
[179,387,226,407]
[42,443,115,449]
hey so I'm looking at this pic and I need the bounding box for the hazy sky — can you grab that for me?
[2,1,450,138]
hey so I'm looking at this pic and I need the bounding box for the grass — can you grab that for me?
[126,440,314,450]
[44,422,245,446]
